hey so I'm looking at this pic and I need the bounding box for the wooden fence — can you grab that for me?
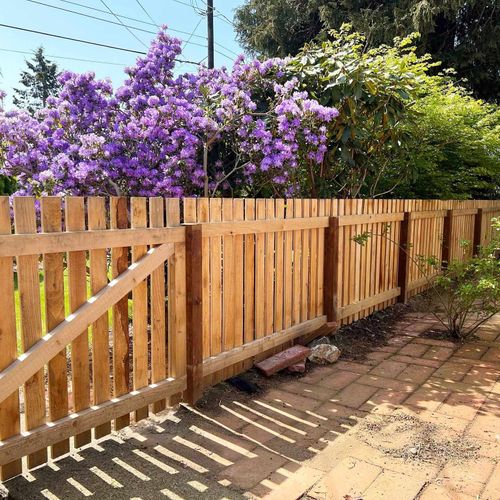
[0,196,498,480]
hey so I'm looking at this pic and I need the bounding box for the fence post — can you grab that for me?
[323,216,339,323]
[442,209,454,268]
[397,212,411,303]
[473,208,483,256]
[185,224,204,405]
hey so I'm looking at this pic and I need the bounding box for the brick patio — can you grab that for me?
[4,313,499,500]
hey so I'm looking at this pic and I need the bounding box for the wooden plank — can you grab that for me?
[222,199,235,373]
[317,200,326,317]
[442,209,453,267]
[406,273,440,292]
[0,197,22,480]
[167,199,187,400]
[397,212,411,303]
[0,376,187,468]
[148,198,167,413]
[186,224,204,404]
[209,198,223,363]
[283,199,293,329]
[13,196,47,468]
[338,288,401,319]
[338,212,404,226]
[41,197,69,458]
[0,227,185,257]
[324,217,340,323]
[309,200,318,319]
[110,197,130,431]
[87,197,111,438]
[265,199,275,335]
[203,317,327,376]
[197,199,210,360]
[0,244,174,406]
[409,210,448,220]
[292,199,302,325]
[131,198,149,422]
[233,199,244,353]
[451,208,478,216]
[243,199,255,344]
[200,216,329,237]
[67,197,96,446]
[301,200,310,322]
[274,200,285,332]
[255,200,266,339]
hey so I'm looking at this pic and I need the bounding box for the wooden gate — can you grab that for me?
[0,197,187,480]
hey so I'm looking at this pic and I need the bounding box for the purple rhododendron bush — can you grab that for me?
[0,29,338,198]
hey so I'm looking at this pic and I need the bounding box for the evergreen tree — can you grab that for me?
[13,47,61,114]
[234,0,500,101]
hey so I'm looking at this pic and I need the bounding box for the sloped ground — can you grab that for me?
[3,312,499,500]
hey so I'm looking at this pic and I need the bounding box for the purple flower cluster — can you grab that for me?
[0,29,338,197]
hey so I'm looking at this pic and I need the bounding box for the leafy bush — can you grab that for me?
[0,173,16,195]
[284,26,500,199]
[355,219,500,341]
[425,219,500,340]
[285,27,429,197]
[384,84,500,200]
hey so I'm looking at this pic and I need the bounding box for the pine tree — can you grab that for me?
[13,47,61,114]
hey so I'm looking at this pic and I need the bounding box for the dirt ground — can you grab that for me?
[2,306,499,500]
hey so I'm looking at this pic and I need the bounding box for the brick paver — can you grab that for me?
[4,313,499,500]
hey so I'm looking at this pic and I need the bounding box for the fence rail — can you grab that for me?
[0,196,499,480]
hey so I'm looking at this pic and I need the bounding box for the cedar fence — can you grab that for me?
[0,196,498,480]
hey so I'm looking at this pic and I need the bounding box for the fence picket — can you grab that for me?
[149,197,167,412]
[0,197,22,480]
[41,197,69,458]
[87,197,111,437]
[14,197,47,467]
[131,198,149,422]
[110,196,130,430]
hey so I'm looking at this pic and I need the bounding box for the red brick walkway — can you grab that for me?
[4,313,499,500]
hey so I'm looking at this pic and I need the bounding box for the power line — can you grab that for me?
[99,0,148,49]
[0,23,200,65]
[26,0,236,58]
[54,0,238,57]
[24,0,208,50]
[183,17,202,49]
[0,47,127,66]
[135,0,159,28]
[57,0,205,38]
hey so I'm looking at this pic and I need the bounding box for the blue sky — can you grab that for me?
[0,0,245,107]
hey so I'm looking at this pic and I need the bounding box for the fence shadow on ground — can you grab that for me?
[4,311,498,500]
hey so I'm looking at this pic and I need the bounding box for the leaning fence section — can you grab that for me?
[0,196,499,480]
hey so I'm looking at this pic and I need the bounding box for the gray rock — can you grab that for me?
[308,344,341,364]
[308,336,332,349]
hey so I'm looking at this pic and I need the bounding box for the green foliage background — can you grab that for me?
[281,27,499,199]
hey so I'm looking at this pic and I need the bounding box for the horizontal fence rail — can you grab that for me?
[0,196,498,480]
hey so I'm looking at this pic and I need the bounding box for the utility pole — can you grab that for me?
[207,0,214,68]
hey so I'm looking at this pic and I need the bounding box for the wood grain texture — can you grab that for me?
[149,197,167,412]
[41,197,69,458]
[110,197,130,431]
[13,196,47,468]
[87,197,111,438]
[0,197,22,480]
[66,197,92,447]
[131,198,149,422]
